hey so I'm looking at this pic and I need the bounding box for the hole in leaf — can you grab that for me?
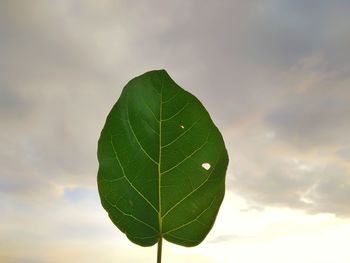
[201,163,211,170]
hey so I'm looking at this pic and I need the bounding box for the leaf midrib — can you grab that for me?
[158,77,163,238]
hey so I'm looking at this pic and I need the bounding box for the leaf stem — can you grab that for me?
[157,237,162,263]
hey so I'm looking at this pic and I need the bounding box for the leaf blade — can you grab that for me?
[97,70,228,247]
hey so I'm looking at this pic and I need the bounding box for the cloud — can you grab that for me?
[227,115,350,216]
[0,0,349,216]
[337,147,350,160]
[1,2,350,262]
[0,1,123,202]
[208,234,247,244]
[307,165,350,216]
[265,55,350,148]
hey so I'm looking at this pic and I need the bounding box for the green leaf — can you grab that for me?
[97,70,228,248]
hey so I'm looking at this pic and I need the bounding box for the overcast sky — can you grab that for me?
[1,1,350,262]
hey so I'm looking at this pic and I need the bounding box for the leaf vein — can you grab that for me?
[158,74,164,237]
[140,95,160,123]
[110,137,158,213]
[105,197,158,233]
[161,117,202,148]
[100,176,124,183]
[143,119,159,136]
[165,233,198,244]
[163,197,216,234]
[162,90,179,104]
[161,152,219,219]
[162,101,191,122]
[126,102,158,165]
[160,128,212,175]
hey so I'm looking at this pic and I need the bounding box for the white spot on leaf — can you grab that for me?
[180,124,185,129]
[201,163,211,170]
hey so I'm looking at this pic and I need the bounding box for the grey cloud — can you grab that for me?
[1,0,350,215]
[266,78,350,148]
[0,82,30,116]
[233,157,350,216]
[232,158,315,210]
[307,165,350,217]
[132,0,350,129]
[337,147,350,160]
[248,0,350,67]
[3,2,350,262]
[0,1,120,201]
[228,124,350,216]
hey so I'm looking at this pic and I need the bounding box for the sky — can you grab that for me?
[1,0,350,262]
